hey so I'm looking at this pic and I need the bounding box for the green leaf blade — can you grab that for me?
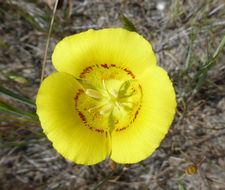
[0,101,38,121]
[121,14,137,32]
[0,86,36,108]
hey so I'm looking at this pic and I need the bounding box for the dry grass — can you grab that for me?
[0,0,225,189]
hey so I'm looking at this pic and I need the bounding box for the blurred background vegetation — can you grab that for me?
[0,0,225,189]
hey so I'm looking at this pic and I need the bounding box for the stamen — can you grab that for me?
[115,101,122,110]
[102,79,111,97]
[100,105,113,115]
[111,89,118,97]
[88,104,105,113]
[86,89,104,99]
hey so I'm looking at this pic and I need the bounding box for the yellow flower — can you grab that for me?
[36,28,176,165]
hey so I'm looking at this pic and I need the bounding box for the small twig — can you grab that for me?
[191,132,225,147]
[108,180,145,185]
[205,176,225,187]
[66,0,73,20]
[111,167,127,182]
[163,50,181,67]
[186,100,205,116]
[152,167,172,182]
[40,0,59,83]
[185,118,225,131]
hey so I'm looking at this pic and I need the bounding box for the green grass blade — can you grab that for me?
[173,0,181,19]
[121,14,137,32]
[0,101,38,121]
[180,27,198,76]
[0,140,46,149]
[203,33,225,70]
[212,34,225,59]
[0,86,36,108]
[2,70,29,84]
[178,182,187,190]
[194,69,207,92]
[183,45,193,74]
[0,115,39,125]
[195,34,225,92]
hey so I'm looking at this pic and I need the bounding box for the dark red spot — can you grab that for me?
[123,68,135,79]
[101,64,109,69]
[116,126,128,132]
[95,129,104,133]
[133,105,142,122]
[115,120,119,125]
[74,89,84,106]
[78,111,87,123]
[74,89,106,133]
[111,64,116,67]
[134,110,139,120]
[79,66,94,78]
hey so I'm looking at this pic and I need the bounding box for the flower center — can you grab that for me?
[74,64,142,134]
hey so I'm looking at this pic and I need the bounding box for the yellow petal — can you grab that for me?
[36,72,111,165]
[52,28,156,78]
[111,66,176,163]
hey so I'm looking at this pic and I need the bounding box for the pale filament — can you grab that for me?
[111,89,118,97]
[102,79,117,99]
[88,104,106,113]
[100,105,113,115]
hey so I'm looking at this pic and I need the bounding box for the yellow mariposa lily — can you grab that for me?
[36,28,176,165]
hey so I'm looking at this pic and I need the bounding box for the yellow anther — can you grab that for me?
[86,89,104,99]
